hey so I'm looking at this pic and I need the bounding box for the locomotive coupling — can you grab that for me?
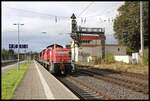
[60,59,65,74]
[61,63,65,74]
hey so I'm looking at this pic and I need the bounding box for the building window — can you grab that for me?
[80,40,90,44]
[118,48,120,52]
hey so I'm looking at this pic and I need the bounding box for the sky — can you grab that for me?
[2,1,124,53]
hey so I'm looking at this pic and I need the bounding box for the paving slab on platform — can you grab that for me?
[12,60,79,99]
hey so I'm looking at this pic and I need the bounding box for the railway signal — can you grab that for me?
[70,13,105,59]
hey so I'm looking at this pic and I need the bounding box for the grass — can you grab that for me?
[77,61,148,75]
[99,62,148,74]
[1,60,31,100]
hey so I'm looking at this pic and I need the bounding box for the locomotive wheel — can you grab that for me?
[50,61,55,73]
[46,64,48,70]
[47,64,50,71]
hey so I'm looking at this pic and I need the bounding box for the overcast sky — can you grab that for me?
[2,1,124,53]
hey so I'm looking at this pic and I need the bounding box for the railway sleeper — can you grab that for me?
[69,76,117,100]
[79,70,148,94]
[83,69,148,88]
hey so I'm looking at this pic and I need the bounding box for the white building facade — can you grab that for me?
[70,35,127,62]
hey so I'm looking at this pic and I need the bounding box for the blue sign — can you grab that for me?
[9,44,28,48]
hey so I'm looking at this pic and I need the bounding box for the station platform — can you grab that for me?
[12,60,79,99]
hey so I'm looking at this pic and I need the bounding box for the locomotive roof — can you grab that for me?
[46,44,63,48]
[41,49,46,53]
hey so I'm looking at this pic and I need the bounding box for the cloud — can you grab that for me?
[2,1,124,52]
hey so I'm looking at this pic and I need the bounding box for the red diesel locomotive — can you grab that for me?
[39,44,74,75]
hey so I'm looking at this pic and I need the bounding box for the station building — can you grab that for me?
[70,35,127,62]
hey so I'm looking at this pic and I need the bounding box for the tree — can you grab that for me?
[32,52,39,60]
[2,49,17,60]
[2,49,8,60]
[113,1,149,53]
[8,49,15,60]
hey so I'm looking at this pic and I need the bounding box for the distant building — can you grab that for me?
[70,35,127,62]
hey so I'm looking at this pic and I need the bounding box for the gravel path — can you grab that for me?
[74,73,149,100]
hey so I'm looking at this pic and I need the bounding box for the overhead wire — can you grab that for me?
[78,4,119,25]
[78,2,94,17]
[83,4,120,18]
[4,3,118,29]
[5,6,70,18]
[5,3,117,22]
[3,3,119,45]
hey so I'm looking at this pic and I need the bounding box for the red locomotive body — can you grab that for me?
[40,44,72,75]
[44,48,50,61]
[41,49,46,60]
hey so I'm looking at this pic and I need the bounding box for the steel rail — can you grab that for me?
[76,64,148,80]
[68,76,118,100]
[78,70,149,94]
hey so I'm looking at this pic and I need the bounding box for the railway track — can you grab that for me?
[2,60,22,67]
[119,71,148,80]
[56,75,118,100]
[77,69,149,94]
[77,65,148,80]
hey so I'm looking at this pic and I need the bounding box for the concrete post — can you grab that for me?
[101,34,105,59]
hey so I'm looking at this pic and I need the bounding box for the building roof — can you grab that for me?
[80,35,106,40]
[70,35,106,42]
[80,44,126,47]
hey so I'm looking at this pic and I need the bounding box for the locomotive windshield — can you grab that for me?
[47,44,63,49]
[55,51,69,54]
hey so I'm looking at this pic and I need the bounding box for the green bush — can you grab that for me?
[94,57,101,64]
[104,54,115,64]
[126,47,135,56]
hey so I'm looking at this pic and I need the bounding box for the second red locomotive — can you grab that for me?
[39,44,74,75]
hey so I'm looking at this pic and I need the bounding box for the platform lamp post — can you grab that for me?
[42,32,47,34]
[42,31,47,48]
[13,23,24,71]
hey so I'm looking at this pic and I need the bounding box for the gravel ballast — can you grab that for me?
[74,73,148,100]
